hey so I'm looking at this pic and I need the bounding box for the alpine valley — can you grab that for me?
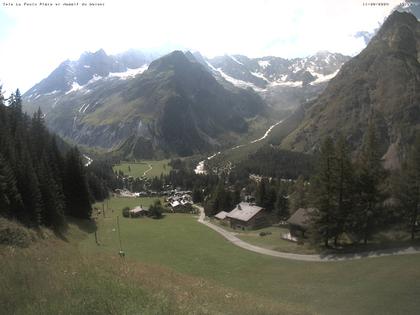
[22,48,349,158]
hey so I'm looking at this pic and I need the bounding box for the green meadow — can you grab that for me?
[2,196,420,314]
[113,160,172,179]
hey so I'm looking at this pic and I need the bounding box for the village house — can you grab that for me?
[286,207,316,240]
[214,211,229,224]
[226,202,268,230]
[129,205,149,218]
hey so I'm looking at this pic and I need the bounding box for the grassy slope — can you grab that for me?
[82,197,420,315]
[113,160,172,179]
[0,215,300,315]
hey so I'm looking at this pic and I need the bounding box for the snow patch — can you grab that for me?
[83,104,90,113]
[270,80,302,88]
[258,60,270,69]
[109,65,148,79]
[78,103,91,113]
[251,71,269,82]
[87,74,102,84]
[66,81,83,95]
[194,152,221,175]
[83,154,93,167]
[83,65,91,69]
[310,69,339,85]
[217,68,265,92]
[205,60,218,72]
[230,55,244,65]
[45,90,59,96]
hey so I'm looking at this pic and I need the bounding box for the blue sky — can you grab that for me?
[0,0,400,94]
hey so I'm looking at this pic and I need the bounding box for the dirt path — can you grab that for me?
[143,164,153,177]
[195,206,420,262]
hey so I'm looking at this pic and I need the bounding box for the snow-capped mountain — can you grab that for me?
[194,51,350,109]
[23,51,267,158]
[205,51,348,89]
[24,49,159,104]
[24,48,350,115]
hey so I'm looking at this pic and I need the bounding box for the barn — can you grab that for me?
[287,207,316,238]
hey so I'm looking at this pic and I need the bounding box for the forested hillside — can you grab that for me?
[0,88,92,229]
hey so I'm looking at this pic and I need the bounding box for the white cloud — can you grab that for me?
[0,0,401,94]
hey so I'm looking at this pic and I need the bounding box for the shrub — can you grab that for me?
[0,218,34,247]
[149,200,164,219]
[122,207,130,218]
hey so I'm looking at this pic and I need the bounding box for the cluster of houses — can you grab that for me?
[166,192,193,212]
[114,188,192,199]
[126,190,194,218]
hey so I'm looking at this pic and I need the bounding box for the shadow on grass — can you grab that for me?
[53,227,69,242]
[53,217,98,243]
[318,239,420,260]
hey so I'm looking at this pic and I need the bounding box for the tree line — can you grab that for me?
[0,88,92,229]
[309,124,420,246]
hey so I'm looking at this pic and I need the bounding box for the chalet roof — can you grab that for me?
[170,201,181,208]
[215,211,228,220]
[287,208,316,229]
[129,206,149,214]
[226,202,264,222]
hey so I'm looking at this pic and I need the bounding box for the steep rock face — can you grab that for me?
[281,11,420,163]
[24,51,267,157]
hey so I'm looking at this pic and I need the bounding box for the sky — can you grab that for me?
[0,0,402,94]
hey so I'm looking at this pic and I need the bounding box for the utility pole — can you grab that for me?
[117,216,125,258]
[94,230,99,245]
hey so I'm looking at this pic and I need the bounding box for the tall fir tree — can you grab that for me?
[275,187,289,220]
[395,135,420,240]
[63,148,92,219]
[333,136,356,246]
[289,175,307,212]
[310,137,337,247]
[354,122,386,244]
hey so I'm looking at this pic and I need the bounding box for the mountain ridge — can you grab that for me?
[279,11,420,167]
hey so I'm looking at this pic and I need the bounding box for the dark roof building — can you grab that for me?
[226,202,268,230]
[287,207,316,237]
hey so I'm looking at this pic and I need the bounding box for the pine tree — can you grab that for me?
[275,187,289,220]
[192,187,203,203]
[289,175,307,212]
[0,157,10,214]
[333,136,356,246]
[354,123,386,244]
[63,148,92,219]
[0,155,23,219]
[256,178,267,207]
[396,135,420,240]
[256,178,276,211]
[310,137,337,247]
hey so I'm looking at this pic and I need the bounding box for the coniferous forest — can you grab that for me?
[0,88,92,229]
